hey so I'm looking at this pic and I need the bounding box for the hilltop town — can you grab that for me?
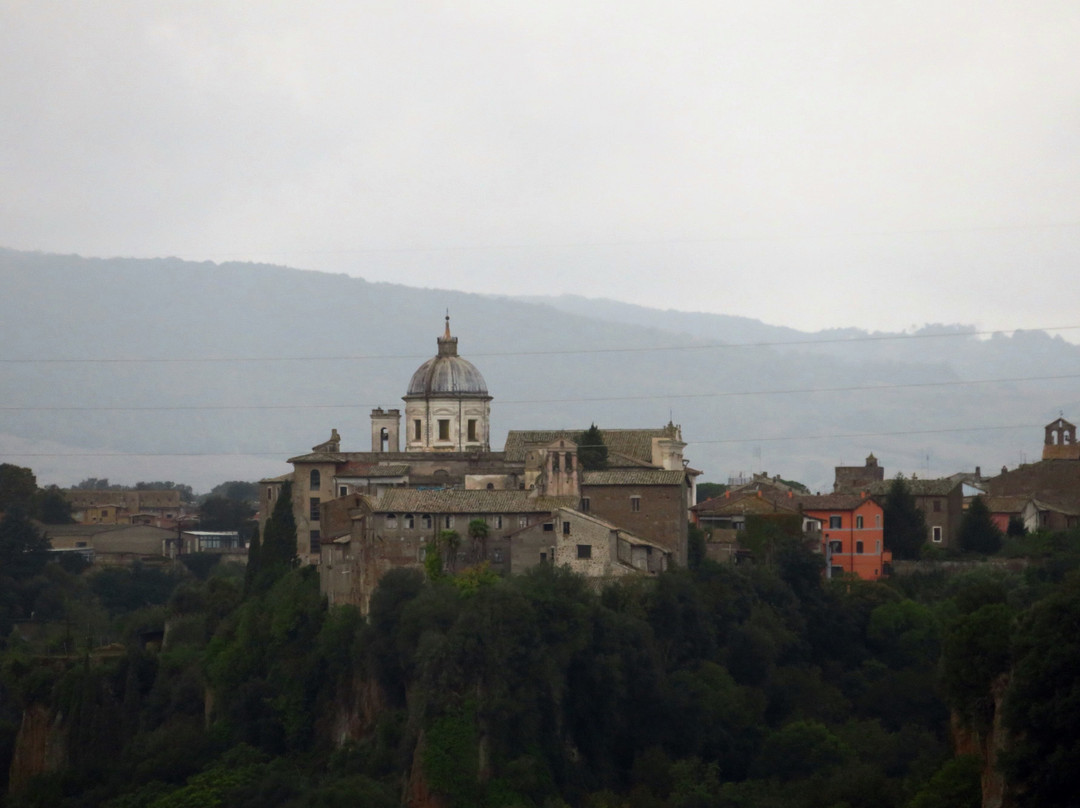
[13,318,1079,604]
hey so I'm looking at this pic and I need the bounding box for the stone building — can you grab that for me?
[260,317,697,610]
[865,477,964,549]
[63,489,185,528]
[833,454,885,493]
[980,417,1080,532]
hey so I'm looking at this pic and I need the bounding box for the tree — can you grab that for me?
[467,518,489,564]
[1006,514,1027,538]
[33,485,73,524]
[695,482,728,504]
[440,529,462,573]
[883,475,928,559]
[259,481,297,582]
[208,480,260,504]
[198,495,255,532]
[0,506,50,580]
[0,463,37,512]
[577,424,608,471]
[1001,577,1080,806]
[958,496,1002,555]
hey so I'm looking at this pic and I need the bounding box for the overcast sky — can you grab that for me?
[3,2,1079,334]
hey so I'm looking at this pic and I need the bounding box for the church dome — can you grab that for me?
[405,318,490,398]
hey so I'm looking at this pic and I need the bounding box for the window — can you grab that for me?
[267,487,273,502]
[581,497,590,513]
[492,549,503,562]
[414,419,422,441]
[543,522,554,532]
[933,499,942,513]
[438,419,450,441]
[519,516,528,528]
[577,544,592,559]
[829,515,842,529]
[309,497,320,521]
[831,566,844,577]
[494,516,503,529]
[875,514,881,527]
[405,514,415,529]
[552,453,560,472]
[386,514,397,529]
[422,514,432,529]
[856,541,864,554]
[310,469,320,489]
[444,515,454,529]
[856,515,864,529]
[468,419,477,441]
[563,521,571,535]
[540,552,548,563]
[876,540,881,552]
[829,540,843,554]
[630,496,641,512]
[932,526,942,543]
[339,486,348,497]
[310,530,321,554]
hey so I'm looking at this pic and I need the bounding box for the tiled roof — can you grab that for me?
[259,473,293,484]
[693,490,799,515]
[374,489,577,514]
[335,463,411,478]
[797,494,874,511]
[865,478,960,497]
[287,451,346,464]
[503,426,679,463]
[582,470,687,486]
[982,496,1031,514]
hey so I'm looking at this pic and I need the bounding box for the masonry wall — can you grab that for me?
[582,483,688,565]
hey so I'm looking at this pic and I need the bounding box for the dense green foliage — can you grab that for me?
[957,496,1003,555]
[883,475,928,559]
[576,424,609,471]
[5,519,1080,807]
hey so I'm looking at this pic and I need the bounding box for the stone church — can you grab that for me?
[260,317,697,610]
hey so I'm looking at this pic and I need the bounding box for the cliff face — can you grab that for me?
[7,704,68,795]
[951,673,1011,808]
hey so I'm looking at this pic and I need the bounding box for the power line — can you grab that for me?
[0,421,1042,458]
[2,371,1079,412]
[1,324,1078,364]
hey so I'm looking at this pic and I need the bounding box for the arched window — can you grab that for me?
[310,469,321,489]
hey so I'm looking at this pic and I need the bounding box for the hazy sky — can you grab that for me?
[3,2,1079,334]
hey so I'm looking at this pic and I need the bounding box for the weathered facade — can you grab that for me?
[262,318,696,609]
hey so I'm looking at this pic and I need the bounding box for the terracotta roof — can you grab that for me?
[582,470,687,486]
[374,489,577,514]
[259,473,293,484]
[796,494,874,511]
[287,451,346,464]
[692,490,799,515]
[503,426,680,463]
[981,496,1031,514]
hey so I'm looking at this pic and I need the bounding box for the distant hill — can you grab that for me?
[2,247,1076,492]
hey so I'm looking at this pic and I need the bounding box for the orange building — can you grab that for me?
[798,494,890,581]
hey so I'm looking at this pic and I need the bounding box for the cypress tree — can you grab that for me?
[577,423,608,471]
[883,475,928,559]
[958,495,1002,555]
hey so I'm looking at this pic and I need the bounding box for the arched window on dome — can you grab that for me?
[310,469,320,489]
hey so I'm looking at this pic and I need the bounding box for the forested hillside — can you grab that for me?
[4,511,1080,807]
[2,248,1079,493]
